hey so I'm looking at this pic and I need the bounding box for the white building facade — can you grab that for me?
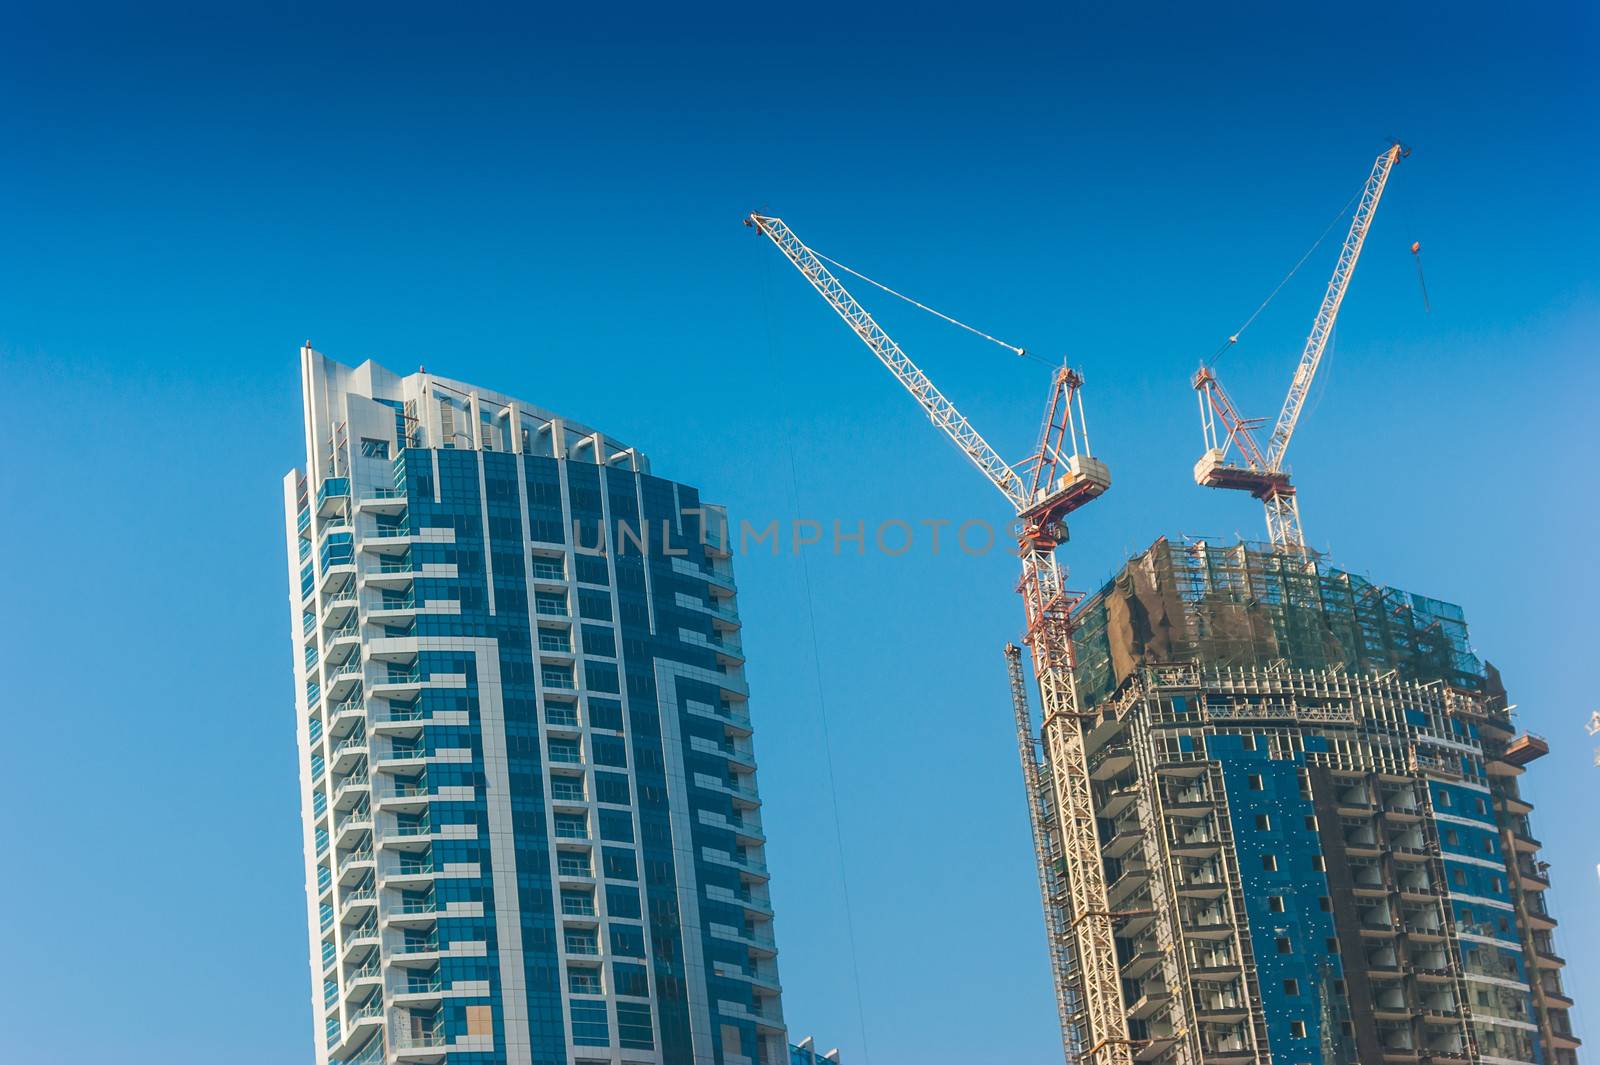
[283,347,785,1065]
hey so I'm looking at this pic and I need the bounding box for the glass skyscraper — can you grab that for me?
[283,347,785,1065]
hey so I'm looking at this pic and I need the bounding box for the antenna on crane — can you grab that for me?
[1191,141,1407,551]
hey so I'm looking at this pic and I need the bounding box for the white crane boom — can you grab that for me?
[746,214,1030,510]
[1265,141,1405,469]
[751,211,1128,1065]
[1192,142,1406,550]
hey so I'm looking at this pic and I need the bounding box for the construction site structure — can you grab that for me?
[1061,536,1578,1064]
[748,203,1580,1065]
[1192,142,1406,551]
[748,213,1126,1062]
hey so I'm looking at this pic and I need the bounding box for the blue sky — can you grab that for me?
[2,3,1595,1062]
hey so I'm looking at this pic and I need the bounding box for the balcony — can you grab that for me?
[1180,908,1233,939]
[534,595,569,618]
[1176,866,1226,899]
[335,809,374,849]
[1510,819,1543,852]
[1409,950,1453,978]
[1107,859,1151,910]
[724,777,762,809]
[1518,860,1552,892]
[1126,979,1171,1021]
[392,933,442,964]
[727,850,770,883]
[328,695,366,737]
[376,700,429,725]
[345,953,382,992]
[371,669,424,700]
[320,566,357,599]
[382,815,434,853]
[325,616,361,647]
[1117,942,1164,980]
[388,897,440,929]
[347,996,384,1031]
[322,583,359,624]
[689,560,737,598]
[1540,978,1576,1009]
[357,486,409,514]
[363,521,413,547]
[391,1021,448,1060]
[393,973,444,1007]
[317,477,350,517]
[1172,826,1221,856]
[378,780,432,815]
[330,732,371,774]
[1401,921,1446,942]
[1088,741,1135,781]
[338,845,376,883]
[1372,989,1411,1021]
[727,817,766,848]
[1162,788,1212,815]
[370,596,419,623]
[693,699,755,738]
[1524,893,1558,931]
[340,884,377,921]
[1102,815,1145,860]
[1192,995,1248,1023]
[341,922,381,964]
[334,771,371,810]
[364,559,417,590]
[1532,939,1567,970]
[326,654,365,699]
[562,931,600,957]
[385,855,440,888]
[1335,785,1377,816]
[1391,866,1431,893]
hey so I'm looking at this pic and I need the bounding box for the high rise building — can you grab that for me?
[282,348,786,1065]
[1040,537,1579,1064]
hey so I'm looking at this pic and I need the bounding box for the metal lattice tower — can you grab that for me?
[1192,142,1405,551]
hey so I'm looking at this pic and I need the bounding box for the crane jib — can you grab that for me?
[750,209,1128,1064]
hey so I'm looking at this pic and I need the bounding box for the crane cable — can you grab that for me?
[1206,181,1367,366]
[811,248,1057,367]
[759,249,874,1064]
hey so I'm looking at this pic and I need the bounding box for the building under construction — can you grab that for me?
[1017,536,1578,1064]
[751,141,1580,1065]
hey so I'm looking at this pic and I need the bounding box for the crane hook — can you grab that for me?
[1410,241,1430,312]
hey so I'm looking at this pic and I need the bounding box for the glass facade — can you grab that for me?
[284,348,787,1065]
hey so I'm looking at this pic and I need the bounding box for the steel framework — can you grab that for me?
[1193,142,1405,551]
[750,213,1128,1064]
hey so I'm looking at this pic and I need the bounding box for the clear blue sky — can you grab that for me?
[2,3,1595,1062]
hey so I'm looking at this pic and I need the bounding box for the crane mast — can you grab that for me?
[1007,642,1084,1060]
[749,213,1127,1064]
[1193,142,1406,550]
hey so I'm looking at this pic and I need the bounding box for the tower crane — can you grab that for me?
[748,213,1131,1064]
[1192,142,1406,551]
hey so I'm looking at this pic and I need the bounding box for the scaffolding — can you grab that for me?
[1073,538,1483,705]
